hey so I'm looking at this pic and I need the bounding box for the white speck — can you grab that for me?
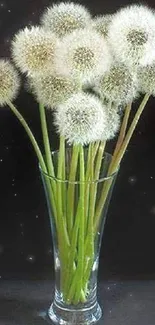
[107,286,110,290]
[128,175,137,185]
[0,3,4,7]
[20,223,24,227]
[5,146,9,149]
[0,159,3,162]
[36,215,39,219]
[21,231,24,236]
[8,9,11,12]
[0,276,2,279]
[14,193,17,196]
[150,176,153,179]
[130,293,133,297]
[113,283,117,286]
[26,255,36,263]
[109,310,112,314]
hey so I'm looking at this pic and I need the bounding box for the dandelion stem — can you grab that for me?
[73,144,85,304]
[67,144,79,239]
[6,100,57,223]
[57,136,70,292]
[39,103,56,192]
[66,145,86,304]
[94,93,150,234]
[113,102,131,158]
[83,141,106,290]
[83,144,95,291]
[84,141,100,236]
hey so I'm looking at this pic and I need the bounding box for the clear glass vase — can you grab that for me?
[40,146,118,325]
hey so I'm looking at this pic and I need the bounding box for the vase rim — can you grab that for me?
[39,149,119,184]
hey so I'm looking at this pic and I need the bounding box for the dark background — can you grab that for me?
[0,0,155,283]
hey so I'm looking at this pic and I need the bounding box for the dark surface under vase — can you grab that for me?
[0,278,155,325]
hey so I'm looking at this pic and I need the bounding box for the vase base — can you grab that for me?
[48,299,102,324]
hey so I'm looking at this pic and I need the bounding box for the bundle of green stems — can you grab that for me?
[6,93,149,304]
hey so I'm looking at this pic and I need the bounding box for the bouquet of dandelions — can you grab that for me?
[1,2,155,306]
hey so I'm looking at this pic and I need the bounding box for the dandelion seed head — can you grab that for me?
[54,93,108,145]
[137,63,155,96]
[55,28,112,82]
[12,26,58,76]
[41,2,91,38]
[0,60,20,106]
[94,63,137,105]
[108,4,155,68]
[101,106,121,140]
[91,14,113,37]
[30,73,80,108]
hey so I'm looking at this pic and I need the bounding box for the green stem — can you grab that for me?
[6,100,57,224]
[110,94,150,172]
[84,142,100,236]
[85,142,100,182]
[57,136,70,292]
[57,136,66,222]
[57,136,70,242]
[83,144,95,286]
[94,141,106,181]
[63,198,81,302]
[61,136,67,222]
[66,145,86,304]
[73,145,85,304]
[7,101,46,174]
[83,141,106,291]
[66,144,79,239]
[113,103,131,158]
[39,103,56,193]
[94,93,150,235]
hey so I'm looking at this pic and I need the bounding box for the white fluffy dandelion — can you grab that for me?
[55,28,112,82]
[137,63,155,96]
[108,4,155,68]
[94,63,137,105]
[0,60,20,106]
[54,93,108,145]
[12,26,58,76]
[101,105,120,140]
[41,2,91,38]
[29,73,80,108]
[91,15,113,37]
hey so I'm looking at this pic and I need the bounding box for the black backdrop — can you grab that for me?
[0,0,155,281]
